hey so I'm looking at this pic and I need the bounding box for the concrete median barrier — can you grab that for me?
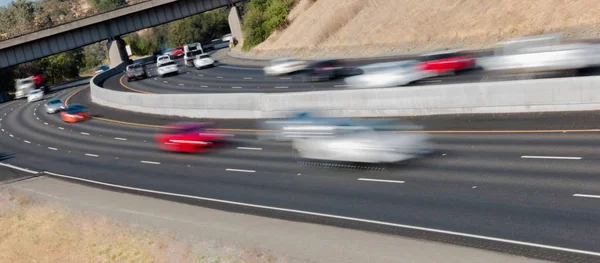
[91,64,600,119]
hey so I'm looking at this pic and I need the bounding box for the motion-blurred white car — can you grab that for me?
[27,89,44,103]
[193,54,215,69]
[156,60,179,77]
[344,61,436,88]
[156,55,171,67]
[44,99,66,114]
[292,125,433,164]
[263,58,309,77]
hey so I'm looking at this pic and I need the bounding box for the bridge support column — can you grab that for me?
[107,36,129,68]
[227,5,244,49]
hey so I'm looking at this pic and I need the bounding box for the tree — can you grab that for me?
[82,42,108,71]
[241,0,295,51]
[167,8,230,47]
[89,0,125,12]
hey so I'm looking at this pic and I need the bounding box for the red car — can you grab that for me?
[155,122,230,153]
[60,104,90,123]
[164,47,184,59]
[417,51,476,75]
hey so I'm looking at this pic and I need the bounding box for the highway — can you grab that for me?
[1,83,600,262]
[102,49,600,94]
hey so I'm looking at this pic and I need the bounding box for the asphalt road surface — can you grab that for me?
[1,86,600,262]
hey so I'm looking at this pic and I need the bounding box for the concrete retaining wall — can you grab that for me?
[91,68,600,119]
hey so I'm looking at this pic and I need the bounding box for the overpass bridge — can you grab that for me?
[0,0,245,69]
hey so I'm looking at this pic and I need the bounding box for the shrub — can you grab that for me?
[241,0,295,51]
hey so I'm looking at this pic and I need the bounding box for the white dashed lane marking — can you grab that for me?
[275,86,289,89]
[81,132,90,135]
[237,147,262,151]
[226,168,256,173]
[48,147,58,151]
[358,178,405,184]
[85,153,99,157]
[114,137,127,141]
[58,127,64,130]
[24,140,30,144]
[521,155,582,160]
[243,77,252,80]
[141,161,161,165]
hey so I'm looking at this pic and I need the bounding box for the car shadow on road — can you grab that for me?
[0,152,15,162]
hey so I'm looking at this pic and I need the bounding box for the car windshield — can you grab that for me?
[66,105,86,114]
[187,50,203,57]
[30,90,41,94]
[199,54,210,59]
[48,100,61,105]
[19,79,33,85]
[127,65,142,70]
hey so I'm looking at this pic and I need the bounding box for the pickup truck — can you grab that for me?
[125,63,149,82]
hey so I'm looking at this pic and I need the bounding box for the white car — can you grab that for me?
[27,89,44,103]
[344,61,436,89]
[263,58,309,77]
[292,125,433,164]
[15,78,35,99]
[193,54,215,69]
[156,55,171,67]
[156,60,179,77]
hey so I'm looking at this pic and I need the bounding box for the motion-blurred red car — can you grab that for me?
[155,122,229,153]
[417,51,476,75]
[61,104,90,123]
[164,47,184,59]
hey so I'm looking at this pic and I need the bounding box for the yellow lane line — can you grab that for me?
[119,74,153,94]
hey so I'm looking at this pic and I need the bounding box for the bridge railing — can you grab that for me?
[0,0,152,43]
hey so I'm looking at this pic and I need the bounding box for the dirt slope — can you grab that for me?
[246,0,600,58]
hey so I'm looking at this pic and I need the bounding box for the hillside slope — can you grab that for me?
[245,0,600,58]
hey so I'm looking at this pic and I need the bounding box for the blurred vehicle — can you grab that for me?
[299,59,354,82]
[184,43,204,66]
[31,74,49,93]
[164,47,184,59]
[193,53,215,69]
[0,92,14,103]
[44,99,66,114]
[264,58,310,77]
[292,122,433,164]
[221,34,232,42]
[95,65,109,74]
[157,60,179,77]
[418,50,476,75]
[125,63,149,81]
[15,77,35,99]
[344,60,436,88]
[477,34,600,74]
[156,55,171,67]
[258,111,424,141]
[155,122,230,153]
[60,104,90,123]
[27,89,43,103]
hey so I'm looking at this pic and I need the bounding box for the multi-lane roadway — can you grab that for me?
[1,81,600,261]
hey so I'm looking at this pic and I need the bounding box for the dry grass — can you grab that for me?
[247,0,600,58]
[0,190,281,263]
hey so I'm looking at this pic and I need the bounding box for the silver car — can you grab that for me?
[45,99,65,114]
[344,60,436,88]
[292,124,433,164]
[263,58,309,77]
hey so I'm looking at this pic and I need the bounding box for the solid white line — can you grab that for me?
[80,132,90,135]
[114,137,127,141]
[232,87,242,89]
[38,170,600,258]
[521,155,582,160]
[243,77,252,80]
[574,194,600,199]
[85,153,99,157]
[0,162,39,174]
[200,85,208,88]
[274,86,289,89]
[358,178,405,184]
[24,140,30,144]
[237,147,262,151]
[226,168,256,173]
[48,147,57,151]
[58,127,64,130]
[141,161,160,165]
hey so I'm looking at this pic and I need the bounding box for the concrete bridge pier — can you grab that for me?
[227,5,244,49]
[107,36,129,68]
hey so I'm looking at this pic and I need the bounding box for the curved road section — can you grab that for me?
[0,83,600,262]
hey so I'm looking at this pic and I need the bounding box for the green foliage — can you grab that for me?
[89,0,125,12]
[167,8,229,47]
[41,50,84,84]
[82,42,108,71]
[241,0,295,51]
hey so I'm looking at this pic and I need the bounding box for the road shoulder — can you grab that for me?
[1,175,548,263]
